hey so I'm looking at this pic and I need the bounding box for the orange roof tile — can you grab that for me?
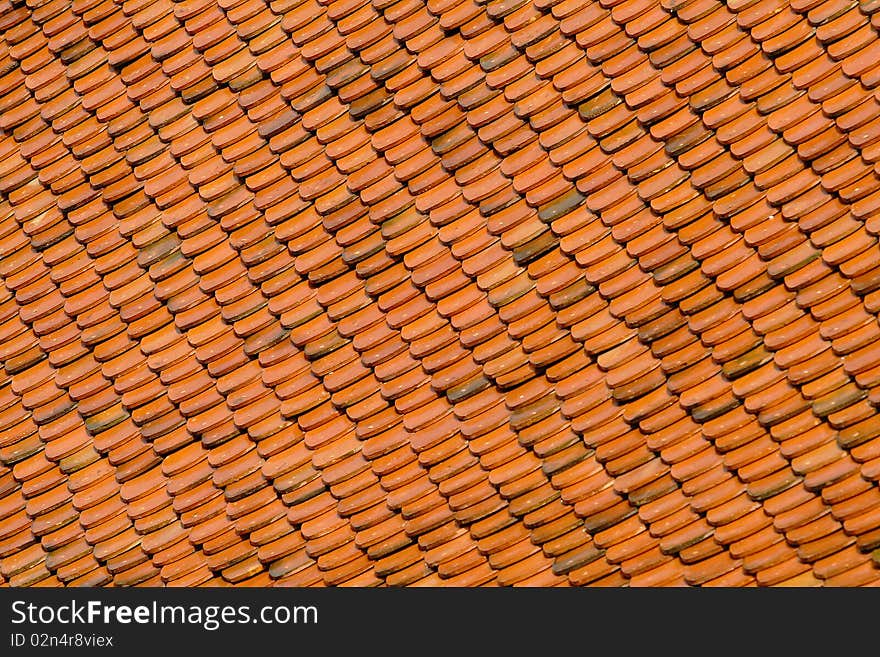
[0,0,879,588]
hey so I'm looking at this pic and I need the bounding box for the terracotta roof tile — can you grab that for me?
[0,0,879,588]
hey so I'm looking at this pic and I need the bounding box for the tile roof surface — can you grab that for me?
[0,0,880,588]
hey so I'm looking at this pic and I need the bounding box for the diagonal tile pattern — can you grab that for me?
[1,0,880,587]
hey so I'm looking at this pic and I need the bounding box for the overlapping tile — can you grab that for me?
[0,0,879,587]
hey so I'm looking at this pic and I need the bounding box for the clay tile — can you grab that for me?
[3,0,880,588]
